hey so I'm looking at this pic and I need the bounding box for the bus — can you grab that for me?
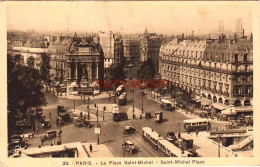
[112,104,120,121]
[183,118,211,132]
[161,99,174,111]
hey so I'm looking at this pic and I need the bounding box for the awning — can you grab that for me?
[200,98,211,106]
[234,106,253,113]
[212,103,229,111]
[221,108,237,115]
[192,95,201,101]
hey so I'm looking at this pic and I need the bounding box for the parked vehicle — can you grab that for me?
[167,132,177,141]
[145,112,152,119]
[43,130,57,139]
[123,126,136,134]
[161,99,174,111]
[56,117,64,126]
[183,118,211,132]
[43,119,51,128]
[59,113,72,122]
[122,140,139,154]
[57,105,66,113]
[74,118,93,128]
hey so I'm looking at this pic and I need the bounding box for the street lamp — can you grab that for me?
[141,91,144,114]
[218,134,222,157]
[87,106,90,120]
[133,97,135,119]
[178,122,181,138]
[73,100,76,111]
[96,107,99,127]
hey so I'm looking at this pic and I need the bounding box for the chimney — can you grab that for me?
[250,33,253,41]
[242,29,245,38]
[182,33,184,40]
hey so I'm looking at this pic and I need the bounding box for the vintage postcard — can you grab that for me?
[0,1,259,166]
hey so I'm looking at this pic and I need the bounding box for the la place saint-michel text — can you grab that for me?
[75,160,205,166]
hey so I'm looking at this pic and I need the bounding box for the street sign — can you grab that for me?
[95,128,101,134]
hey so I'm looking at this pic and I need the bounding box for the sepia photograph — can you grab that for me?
[1,1,260,166]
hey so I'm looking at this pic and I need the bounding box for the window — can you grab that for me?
[236,65,239,72]
[245,65,248,72]
[196,51,198,58]
[220,74,222,81]
[234,54,238,62]
[214,63,217,68]
[244,54,248,62]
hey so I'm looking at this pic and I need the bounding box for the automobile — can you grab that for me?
[9,135,23,143]
[57,105,66,113]
[39,115,46,123]
[43,130,57,139]
[167,132,177,141]
[122,140,139,154]
[123,126,136,134]
[60,113,72,122]
[8,140,28,150]
[56,117,64,126]
[43,119,51,128]
[145,112,152,119]
[74,118,85,127]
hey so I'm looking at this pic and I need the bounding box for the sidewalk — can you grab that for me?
[82,142,115,158]
[145,90,229,124]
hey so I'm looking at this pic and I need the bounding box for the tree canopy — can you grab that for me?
[8,54,47,117]
[137,58,155,79]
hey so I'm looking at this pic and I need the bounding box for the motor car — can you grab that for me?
[123,126,136,134]
[60,113,72,122]
[43,119,51,128]
[8,140,28,150]
[56,117,64,126]
[43,130,57,139]
[167,132,177,140]
[122,140,139,154]
[74,118,85,127]
[145,112,152,119]
[57,105,66,113]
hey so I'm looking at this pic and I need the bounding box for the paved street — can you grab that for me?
[24,89,229,157]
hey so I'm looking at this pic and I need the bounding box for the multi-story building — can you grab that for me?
[99,32,124,67]
[48,33,104,85]
[140,28,162,73]
[123,37,141,62]
[11,39,49,69]
[159,35,253,113]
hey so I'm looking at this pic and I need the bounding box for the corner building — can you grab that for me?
[48,33,104,85]
[159,37,253,111]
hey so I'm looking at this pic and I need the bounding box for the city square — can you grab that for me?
[5,2,254,159]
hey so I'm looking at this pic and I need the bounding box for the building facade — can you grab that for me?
[48,33,104,85]
[123,37,141,62]
[140,30,162,74]
[159,35,253,110]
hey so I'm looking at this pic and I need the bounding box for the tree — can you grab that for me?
[137,58,155,79]
[106,63,125,80]
[27,56,35,68]
[8,54,47,130]
[40,53,51,91]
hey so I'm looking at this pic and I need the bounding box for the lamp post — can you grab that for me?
[141,91,144,114]
[218,134,222,157]
[84,95,86,106]
[178,122,181,138]
[73,100,76,111]
[96,107,99,127]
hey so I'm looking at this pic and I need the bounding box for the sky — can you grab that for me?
[6,2,253,35]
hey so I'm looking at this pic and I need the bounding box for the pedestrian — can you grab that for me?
[187,129,190,134]
[98,136,100,145]
[94,104,96,108]
[196,129,199,137]
[93,93,94,98]
[89,144,93,153]
[53,139,55,145]
[49,112,51,118]
[84,114,86,120]
[80,112,83,118]
[36,128,39,134]
[41,138,44,146]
